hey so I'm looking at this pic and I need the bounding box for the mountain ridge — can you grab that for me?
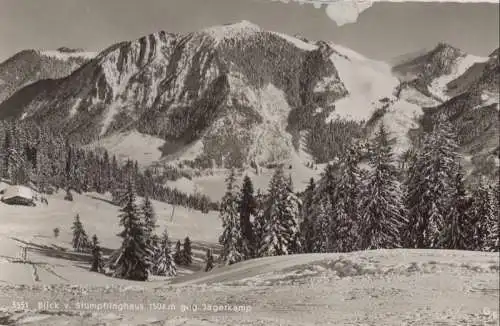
[0,22,497,179]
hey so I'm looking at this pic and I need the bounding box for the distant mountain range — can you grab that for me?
[0,48,96,104]
[0,21,497,178]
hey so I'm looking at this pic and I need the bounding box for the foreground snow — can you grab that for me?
[0,190,221,286]
[0,250,498,325]
[0,189,498,325]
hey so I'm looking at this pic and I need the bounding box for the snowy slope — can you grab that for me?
[0,249,497,325]
[85,131,166,167]
[0,190,221,286]
[328,44,399,122]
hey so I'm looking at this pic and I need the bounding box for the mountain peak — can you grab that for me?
[432,42,464,56]
[201,20,262,43]
[489,48,499,58]
[56,47,86,53]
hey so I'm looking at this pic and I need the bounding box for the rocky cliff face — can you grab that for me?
[0,21,347,167]
[0,24,497,175]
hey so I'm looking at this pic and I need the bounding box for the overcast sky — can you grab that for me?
[0,0,498,62]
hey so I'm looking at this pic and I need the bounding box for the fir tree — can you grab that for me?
[299,178,316,253]
[239,175,257,259]
[252,190,266,256]
[153,228,177,276]
[405,121,460,249]
[173,240,183,265]
[205,248,214,272]
[71,214,89,252]
[219,169,244,264]
[312,197,333,253]
[182,236,193,266]
[469,179,496,251]
[330,145,363,252]
[111,179,151,281]
[486,183,500,252]
[307,162,339,253]
[358,125,406,250]
[90,234,104,273]
[141,196,157,238]
[437,170,474,249]
[259,166,301,257]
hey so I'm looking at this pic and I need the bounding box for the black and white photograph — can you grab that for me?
[0,0,498,325]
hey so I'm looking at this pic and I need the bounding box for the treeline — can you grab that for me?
[0,120,218,212]
[218,121,499,265]
[305,116,366,164]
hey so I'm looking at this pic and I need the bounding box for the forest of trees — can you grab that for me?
[0,120,218,213]
[218,121,499,264]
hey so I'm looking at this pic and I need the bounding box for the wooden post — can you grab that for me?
[170,205,175,223]
[21,246,27,262]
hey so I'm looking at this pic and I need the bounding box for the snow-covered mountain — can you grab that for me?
[0,47,96,104]
[392,43,491,102]
[0,23,497,174]
[0,21,348,168]
[421,48,499,175]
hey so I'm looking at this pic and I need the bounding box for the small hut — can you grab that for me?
[1,185,35,206]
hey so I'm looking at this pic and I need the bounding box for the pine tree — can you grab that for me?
[307,163,339,253]
[153,228,177,276]
[329,145,363,252]
[486,183,500,252]
[239,175,257,259]
[90,234,104,273]
[71,214,89,252]
[299,178,316,253]
[219,169,244,264]
[111,179,151,281]
[205,248,214,272]
[252,190,266,256]
[173,240,183,265]
[437,170,473,250]
[182,236,193,266]
[141,196,157,238]
[469,179,496,251]
[259,166,301,257]
[312,197,333,253]
[358,125,406,250]
[405,121,460,249]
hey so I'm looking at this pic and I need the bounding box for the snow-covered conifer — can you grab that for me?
[239,175,257,259]
[173,240,183,265]
[438,169,473,250]
[153,228,177,276]
[259,166,301,256]
[205,248,215,272]
[141,196,157,238]
[219,169,244,264]
[182,236,193,266]
[90,234,104,273]
[469,178,497,251]
[405,121,460,248]
[71,214,89,252]
[358,125,406,250]
[111,179,151,281]
[330,145,363,252]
